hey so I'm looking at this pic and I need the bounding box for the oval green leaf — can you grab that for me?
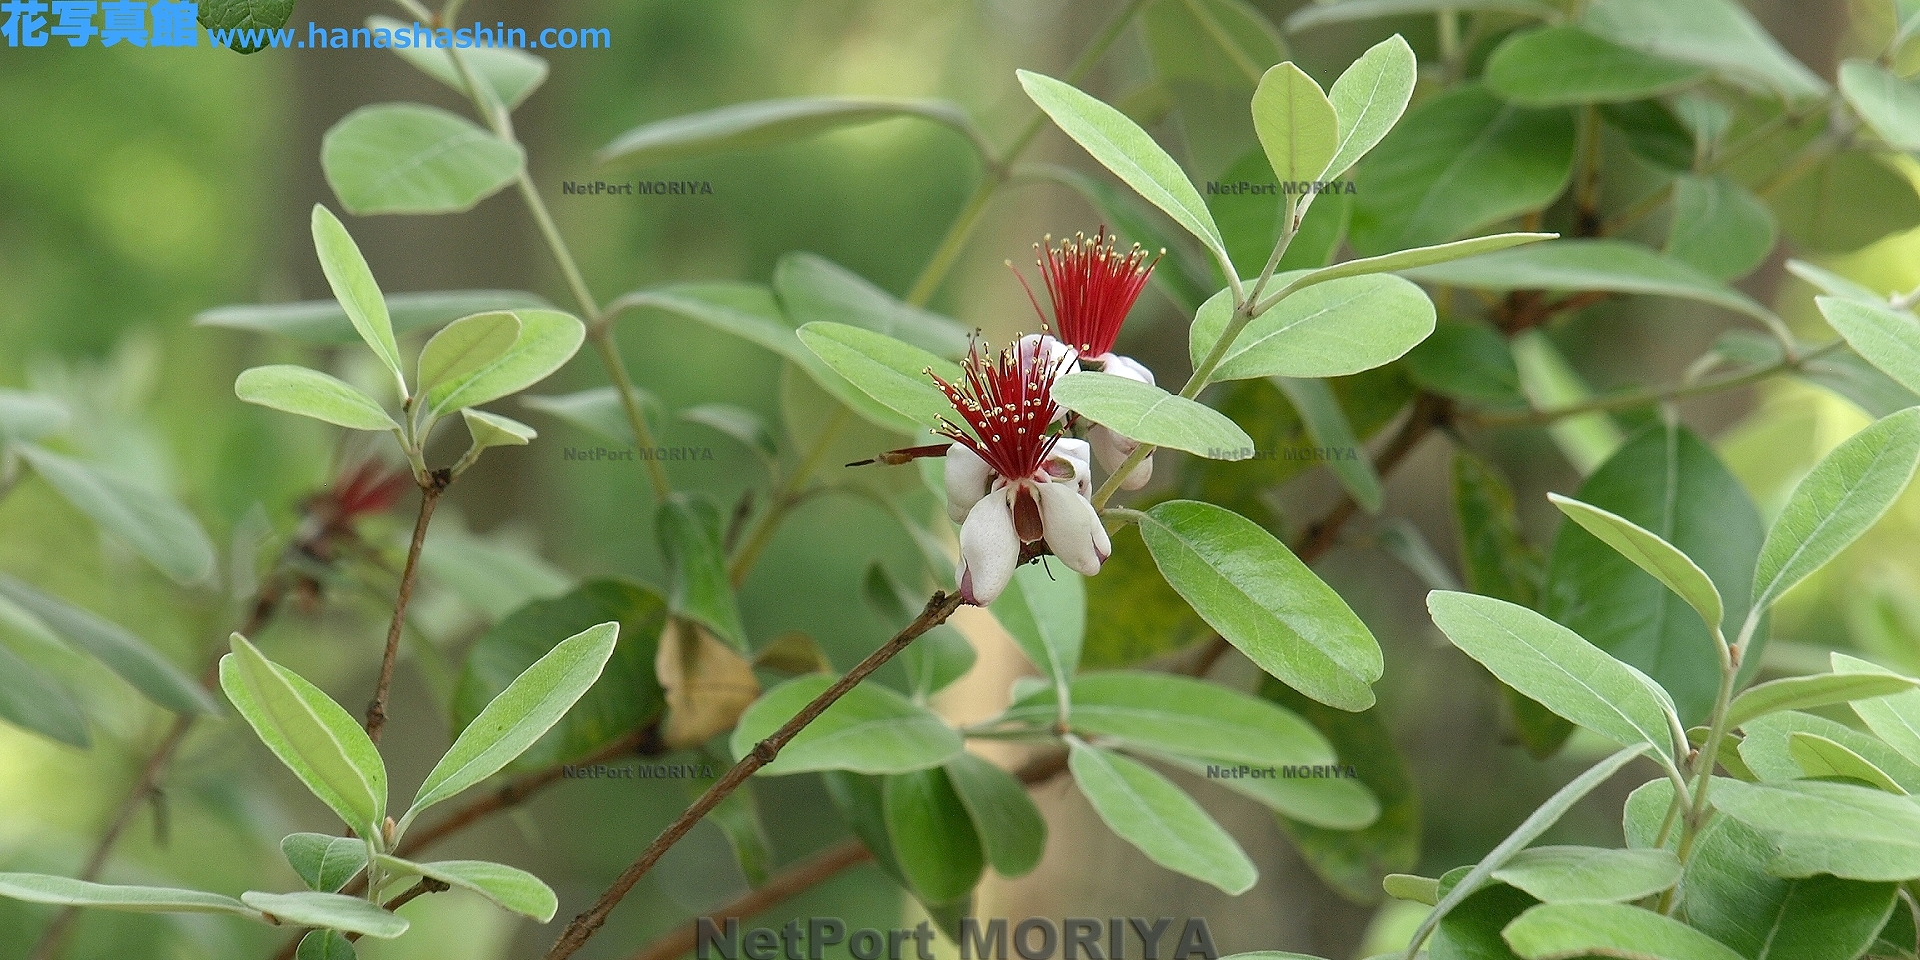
[1491,846,1682,903]
[0,571,220,716]
[796,321,962,434]
[1504,901,1745,960]
[944,752,1046,878]
[282,833,369,894]
[461,408,536,449]
[0,874,258,917]
[235,365,400,432]
[418,311,521,399]
[297,930,356,960]
[657,494,745,650]
[423,308,585,419]
[310,204,406,395]
[1052,373,1253,458]
[1711,779,1920,881]
[1398,238,1778,327]
[322,104,525,216]
[731,673,963,776]
[1726,670,1920,729]
[19,446,216,586]
[1191,274,1435,381]
[1832,652,1920,767]
[1324,35,1418,181]
[882,767,985,903]
[366,16,548,110]
[240,891,407,939]
[220,635,386,836]
[600,97,983,167]
[375,855,558,922]
[1582,0,1827,101]
[1067,740,1257,895]
[197,290,551,344]
[1818,297,1920,396]
[0,642,88,747]
[1548,493,1722,636]
[1486,26,1705,106]
[1252,62,1337,184]
[988,563,1083,696]
[1140,500,1383,711]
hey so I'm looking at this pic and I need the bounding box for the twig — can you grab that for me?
[28,582,286,960]
[365,469,448,745]
[540,591,966,960]
[341,878,450,943]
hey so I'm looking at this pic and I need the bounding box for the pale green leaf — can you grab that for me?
[1323,35,1418,181]
[220,635,386,835]
[1817,297,1920,396]
[1842,60,1920,151]
[0,389,69,444]
[461,409,536,449]
[1682,808,1898,959]
[20,446,216,586]
[1399,239,1779,328]
[1275,377,1383,513]
[1738,710,1920,793]
[309,204,405,395]
[730,673,963,776]
[1067,740,1257,894]
[0,571,221,716]
[1666,175,1777,282]
[1726,670,1920,728]
[281,833,369,894]
[1384,874,1441,905]
[297,930,356,960]
[1491,846,1681,903]
[240,891,407,939]
[882,768,984,903]
[1427,591,1678,770]
[1832,652,1920,767]
[1582,0,1828,101]
[1711,778,1920,881]
[1018,70,1230,272]
[989,564,1083,695]
[0,874,257,918]
[196,290,550,344]
[600,97,983,167]
[1486,26,1705,106]
[422,309,584,419]
[1051,373,1253,457]
[1140,500,1383,710]
[374,855,557,922]
[366,16,547,110]
[235,365,399,432]
[1252,63,1338,184]
[1287,0,1558,32]
[0,642,88,747]
[1789,732,1906,792]
[406,621,617,825]
[795,322,960,435]
[417,312,521,399]
[1504,901,1745,960]
[322,104,524,216]
[1751,407,1920,613]
[1549,493,1723,636]
[1191,274,1435,382]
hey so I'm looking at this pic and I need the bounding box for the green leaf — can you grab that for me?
[657,495,745,650]
[1833,652,1920,767]
[1818,297,1920,397]
[422,309,584,420]
[1349,86,1575,256]
[883,768,985,903]
[1711,779,1920,881]
[1491,846,1681,903]
[1252,63,1338,185]
[1410,330,1524,411]
[1548,493,1723,636]
[1266,679,1419,898]
[366,16,547,110]
[1399,239,1777,328]
[1427,592,1678,770]
[240,891,406,939]
[1486,26,1705,106]
[0,642,88,747]
[234,365,400,432]
[196,290,551,345]
[281,834,368,894]
[1385,874,1441,905]
[20,446,215,586]
[452,580,666,773]
[1790,732,1907,792]
[1451,451,1542,608]
[1409,745,1651,953]
[600,97,982,167]
[1189,274,1436,382]
[1433,878,1539,960]
[1044,671,1340,770]
[0,572,220,716]
[0,874,257,917]
[374,856,557,922]
[408,622,617,826]
[1752,408,1920,614]
[775,254,969,358]
[309,204,406,396]
[1017,70,1230,272]
[297,930,356,960]
[1067,740,1257,894]
[0,389,69,444]
[1285,232,1555,302]
[1052,372,1253,457]
[520,387,644,446]
[1140,500,1384,710]
[1727,670,1920,728]
[461,409,536,449]
[197,0,294,52]
[1544,422,1766,725]
[1323,35,1418,182]
[1081,524,1215,670]
[795,322,960,435]
[1665,175,1776,282]
[322,104,524,216]
[1737,710,1920,793]
[1503,901,1745,960]
[220,635,386,836]
[989,564,1083,696]
[944,752,1046,878]
[417,311,521,400]
[1287,0,1558,32]
[1842,60,1920,151]
[1682,811,1897,960]
[1771,151,1920,254]
[730,673,963,775]
[1275,377,1383,513]
[1582,0,1827,101]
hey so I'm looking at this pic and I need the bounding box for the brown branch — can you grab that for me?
[623,842,875,960]
[541,590,967,960]
[365,469,449,745]
[28,582,286,960]
[335,878,451,944]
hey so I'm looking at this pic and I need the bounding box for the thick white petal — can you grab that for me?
[1047,437,1094,497]
[1037,482,1106,577]
[958,490,1021,605]
[1096,352,1156,386]
[1121,452,1153,491]
[944,443,994,525]
[1090,424,1138,472]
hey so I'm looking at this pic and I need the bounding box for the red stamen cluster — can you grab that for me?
[316,461,408,524]
[928,339,1066,482]
[1019,227,1160,356]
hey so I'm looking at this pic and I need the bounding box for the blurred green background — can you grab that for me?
[3,0,1920,958]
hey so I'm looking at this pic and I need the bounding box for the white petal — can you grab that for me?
[1019,333,1080,422]
[1096,352,1156,386]
[1046,437,1093,496]
[958,490,1021,605]
[1037,482,1106,577]
[1121,451,1153,491]
[1090,423,1138,473]
[944,443,994,525]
